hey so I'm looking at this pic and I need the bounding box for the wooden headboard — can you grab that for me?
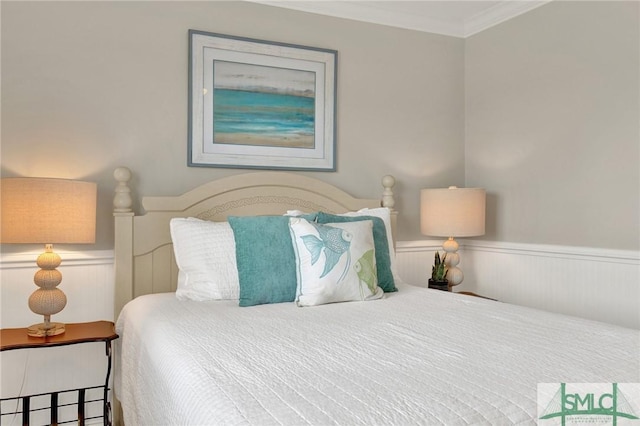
[112,167,397,318]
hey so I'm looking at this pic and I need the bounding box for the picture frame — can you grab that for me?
[188,30,337,171]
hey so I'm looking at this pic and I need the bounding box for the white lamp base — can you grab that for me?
[27,245,68,338]
[27,321,65,337]
[443,237,464,287]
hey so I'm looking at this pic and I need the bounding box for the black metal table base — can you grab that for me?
[0,341,113,426]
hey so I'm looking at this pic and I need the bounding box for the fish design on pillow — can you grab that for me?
[355,249,377,295]
[301,223,352,279]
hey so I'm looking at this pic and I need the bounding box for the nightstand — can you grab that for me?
[457,291,497,301]
[422,282,498,301]
[0,321,118,426]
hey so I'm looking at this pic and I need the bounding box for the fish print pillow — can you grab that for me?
[288,217,384,307]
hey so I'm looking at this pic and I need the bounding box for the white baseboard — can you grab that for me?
[395,240,640,329]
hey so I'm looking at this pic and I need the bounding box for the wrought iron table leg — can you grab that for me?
[78,388,86,426]
[104,341,113,426]
[22,396,29,426]
[51,392,58,425]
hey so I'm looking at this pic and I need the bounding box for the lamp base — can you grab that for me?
[443,237,464,287]
[27,322,65,337]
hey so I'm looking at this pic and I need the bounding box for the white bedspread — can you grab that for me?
[115,282,639,425]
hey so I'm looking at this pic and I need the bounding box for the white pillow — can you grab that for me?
[289,217,384,307]
[169,217,239,301]
[339,207,399,281]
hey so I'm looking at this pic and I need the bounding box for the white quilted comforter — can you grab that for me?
[115,283,639,425]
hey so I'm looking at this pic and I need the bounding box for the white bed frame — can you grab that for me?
[112,167,397,318]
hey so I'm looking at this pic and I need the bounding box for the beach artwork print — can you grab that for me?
[188,30,336,170]
[212,61,316,149]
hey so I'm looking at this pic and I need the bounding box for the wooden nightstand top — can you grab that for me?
[457,291,497,301]
[1,320,118,351]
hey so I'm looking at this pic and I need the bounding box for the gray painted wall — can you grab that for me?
[0,1,464,252]
[2,1,638,254]
[465,1,639,250]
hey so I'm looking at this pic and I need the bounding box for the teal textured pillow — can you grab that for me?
[229,215,314,307]
[317,212,397,292]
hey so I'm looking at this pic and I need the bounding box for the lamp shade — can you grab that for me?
[1,178,97,244]
[420,187,486,237]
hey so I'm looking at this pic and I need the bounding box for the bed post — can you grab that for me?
[113,167,134,320]
[113,167,133,426]
[381,175,398,248]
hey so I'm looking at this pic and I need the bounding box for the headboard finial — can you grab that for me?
[113,167,133,213]
[381,175,396,209]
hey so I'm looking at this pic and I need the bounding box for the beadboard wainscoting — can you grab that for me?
[1,245,637,331]
[0,250,115,328]
[396,240,640,329]
[0,250,114,426]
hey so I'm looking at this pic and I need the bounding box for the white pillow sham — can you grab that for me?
[289,217,384,307]
[169,217,239,301]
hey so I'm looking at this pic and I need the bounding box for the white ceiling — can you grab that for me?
[249,1,552,38]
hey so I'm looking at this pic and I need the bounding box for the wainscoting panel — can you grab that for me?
[395,240,640,329]
[394,240,443,287]
[0,250,114,328]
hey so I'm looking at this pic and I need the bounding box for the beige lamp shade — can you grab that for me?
[1,177,97,337]
[1,178,97,244]
[420,187,486,237]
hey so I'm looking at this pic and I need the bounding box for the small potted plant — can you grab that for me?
[428,251,449,291]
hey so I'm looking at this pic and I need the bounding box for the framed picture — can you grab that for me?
[188,30,337,171]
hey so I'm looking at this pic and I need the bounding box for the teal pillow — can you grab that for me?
[317,212,397,293]
[228,214,316,307]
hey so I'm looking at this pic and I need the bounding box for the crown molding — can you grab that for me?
[464,0,552,37]
[250,1,465,37]
[248,1,552,38]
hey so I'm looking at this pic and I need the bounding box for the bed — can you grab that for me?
[112,168,640,425]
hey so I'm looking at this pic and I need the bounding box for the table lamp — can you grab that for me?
[420,186,485,287]
[1,178,97,337]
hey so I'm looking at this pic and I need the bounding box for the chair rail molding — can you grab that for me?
[462,240,640,264]
[0,250,114,268]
